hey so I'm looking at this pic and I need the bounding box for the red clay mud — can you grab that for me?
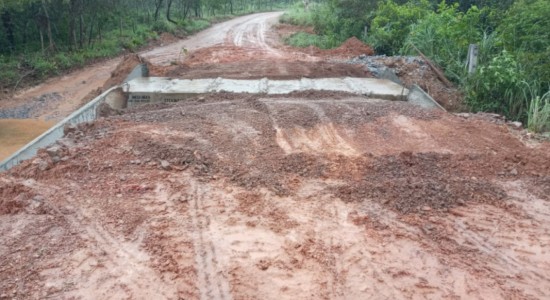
[2,94,550,298]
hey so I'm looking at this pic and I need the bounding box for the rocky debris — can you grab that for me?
[45,145,62,158]
[349,55,464,111]
[32,158,50,171]
[350,55,426,78]
[96,102,122,118]
[160,160,172,171]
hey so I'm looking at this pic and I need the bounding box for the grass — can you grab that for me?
[527,90,550,133]
[279,2,315,26]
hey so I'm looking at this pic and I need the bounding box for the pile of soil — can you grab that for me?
[328,37,375,57]
[154,60,371,79]
[290,37,375,59]
[2,95,550,298]
[102,54,150,89]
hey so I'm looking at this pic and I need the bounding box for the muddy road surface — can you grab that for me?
[1,93,550,299]
[1,10,550,300]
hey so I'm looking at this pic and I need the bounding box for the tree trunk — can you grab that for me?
[41,0,55,51]
[79,14,84,49]
[88,15,95,47]
[68,0,77,50]
[39,28,45,52]
[1,10,15,52]
[154,0,164,21]
[166,0,177,24]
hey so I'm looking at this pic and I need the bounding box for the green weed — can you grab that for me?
[527,90,550,133]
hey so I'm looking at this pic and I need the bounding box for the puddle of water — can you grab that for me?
[0,119,55,161]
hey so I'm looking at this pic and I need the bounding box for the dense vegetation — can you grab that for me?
[282,0,550,132]
[0,0,290,91]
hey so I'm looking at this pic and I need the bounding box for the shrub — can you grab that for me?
[183,19,210,33]
[498,0,550,86]
[280,2,315,26]
[367,0,431,55]
[403,3,494,83]
[54,53,73,69]
[464,50,530,119]
[30,56,57,77]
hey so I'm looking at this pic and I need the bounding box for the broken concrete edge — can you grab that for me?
[0,86,120,172]
[123,63,148,84]
[406,84,447,111]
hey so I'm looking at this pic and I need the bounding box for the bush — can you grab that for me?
[183,19,210,33]
[30,56,57,77]
[403,3,495,83]
[367,0,431,55]
[312,0,374,41]
[464,50,529,118]
[280,2,315,26]
[54,53,73,69]
[498,0,550,86]
[152,20,176,33]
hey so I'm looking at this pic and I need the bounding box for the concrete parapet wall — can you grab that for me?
[0,87,119,172]
[125,77,409,107]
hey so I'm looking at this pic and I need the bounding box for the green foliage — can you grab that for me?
[313,0,374,40]
[280,2,315,26]
[152,20,177,33]
[498,0,550,85]
[527,90,550,133]
[464,50,529,118]
[367,0,432,55]
[183,19,211,33]
[403,3,494,83]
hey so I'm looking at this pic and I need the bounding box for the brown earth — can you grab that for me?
[1,12,550,300]
[1,94,550,299]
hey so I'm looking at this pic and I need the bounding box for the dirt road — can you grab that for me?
[1,11,550,300]
[141,12,284,65]
[0,12,284,122]
[2,94,550,299]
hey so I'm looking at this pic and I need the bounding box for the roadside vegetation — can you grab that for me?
[0,0,291,93]
[282,0,550,132]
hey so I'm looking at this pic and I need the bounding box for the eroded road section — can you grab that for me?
[2,94,550,299]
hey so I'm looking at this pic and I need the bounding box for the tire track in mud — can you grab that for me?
[188,180,233,300]
[57,195,179,299]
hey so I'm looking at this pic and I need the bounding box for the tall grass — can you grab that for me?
[279,2,315,26]
[527,90,550,133]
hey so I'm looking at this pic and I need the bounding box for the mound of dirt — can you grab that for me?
[155,60,371,79]
[331,37,375,57]
[299,37,375,59]
[102,54,151,89]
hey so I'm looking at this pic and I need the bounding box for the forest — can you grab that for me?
[282,0,549,131]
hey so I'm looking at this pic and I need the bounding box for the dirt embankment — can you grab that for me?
[1,94,549,299]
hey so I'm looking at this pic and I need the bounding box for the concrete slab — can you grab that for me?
[125,77,409,106]
[268,80,303,94]
[407,84,446,111]
[344,78,407,100]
